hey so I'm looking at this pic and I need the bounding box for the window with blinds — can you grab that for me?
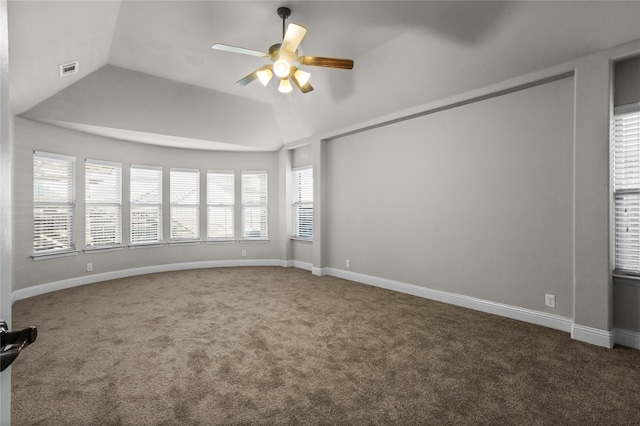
[33,151,76,255]
[613,105,640,274]
[131,165,163,245]
[207,171,235,241]
[292,166,313,239]
[85,160,122,249]
[170,168,200,241]
[241,171,268,240]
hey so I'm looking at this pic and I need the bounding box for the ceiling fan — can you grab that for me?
[211,6,354,94]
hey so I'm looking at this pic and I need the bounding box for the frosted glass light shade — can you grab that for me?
[273,59,291,78]
[257,69,273,86]
[278,78,293,93]
[294,69,310,86]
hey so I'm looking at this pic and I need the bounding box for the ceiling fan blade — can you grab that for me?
[299,56,354,70]
[236,65,273,86]
[290,67,314,93]
[281,23,307,54]
[236,70,259,86]
[212,43,269,58]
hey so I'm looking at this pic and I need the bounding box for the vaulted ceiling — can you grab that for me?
[8,1,640,151]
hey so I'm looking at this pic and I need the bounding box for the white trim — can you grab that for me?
[170,166,200,173]
[32,250,79,260]
[130,163,162,171]
[312,267,328,276]
[613,328,640,349]
[84,246,125,253]
[11,259,286,303]
[13,261,631,350]
[571,324,614,348]
[86,158,121,168]
[326,268,574,333]
[34,150,76,162]
[290,260,312,271]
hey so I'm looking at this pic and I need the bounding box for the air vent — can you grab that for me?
[59,61,79,77]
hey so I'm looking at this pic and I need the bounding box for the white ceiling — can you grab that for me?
[8,1,640,151]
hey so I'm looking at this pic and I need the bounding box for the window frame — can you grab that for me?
[206,170,235,242]
[33,151,76,257]
[85,159,123,250]
[613,102,640,276]
[241,171,268,241]
[170,167,201,243]
[292,165,313,240]
[130,164,163,246]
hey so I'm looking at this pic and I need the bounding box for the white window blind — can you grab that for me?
[241,171,268,240]
[170,168,200,241]
[33,151,76,254]
[85,160,122,248]
[614,106,640,274]
[292,166,313,239]
[131,165,163,245]
[207,171,235,241]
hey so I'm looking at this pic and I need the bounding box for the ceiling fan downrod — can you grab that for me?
[277,7,291,39]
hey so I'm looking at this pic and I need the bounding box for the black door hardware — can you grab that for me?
[0,321,37,372]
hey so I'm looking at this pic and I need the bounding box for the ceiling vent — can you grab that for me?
[59,61,79,77]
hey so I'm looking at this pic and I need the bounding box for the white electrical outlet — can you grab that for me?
[87,263,93,272]
[346,259,350,268]
[545,294,556,308]
[242,250,246,257]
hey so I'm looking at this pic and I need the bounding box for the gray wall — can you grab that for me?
[326,77,575,316]
[12,117,282,291]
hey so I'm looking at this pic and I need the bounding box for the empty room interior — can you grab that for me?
[2,0,640,424]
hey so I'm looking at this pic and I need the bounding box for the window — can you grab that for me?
[292,166,313,239]
[170,168,200,241]
[207,171,235,241]
[241,171,268,240]
[131,165,163,245]
[613,105,640,274]
[85,160,122,249]
[33,151,76,255]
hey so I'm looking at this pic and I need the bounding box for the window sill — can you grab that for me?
[32,250,79,261]
[84,246,125,253]
[129,242,165,249]
[240,239,269,243]
[613,273,640,286]
[291,237,313,243]
[205,240,236,244]
[169,240,202,246]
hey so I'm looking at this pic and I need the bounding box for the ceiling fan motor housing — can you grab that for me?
[277,7,291,20]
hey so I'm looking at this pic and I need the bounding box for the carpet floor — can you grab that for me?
[10,266,640,425]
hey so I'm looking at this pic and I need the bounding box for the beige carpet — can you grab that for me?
[10,266,640,425]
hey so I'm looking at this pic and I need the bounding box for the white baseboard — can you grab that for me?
[291,260,312,271]
[327,267,574,333]
[12,259,286,302]
[312,267,328,276]
[13,261,629,350]
[571,324,614,348]
[613,328,640,349]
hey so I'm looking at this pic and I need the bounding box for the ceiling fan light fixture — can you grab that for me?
[257,68,273,86]
[278,78,293,93]
[273,59,291,78]
[294,69,310,86]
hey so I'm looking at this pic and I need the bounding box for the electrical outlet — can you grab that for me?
[87,263,93,272]
[242,250,246,257]
[545,294,556,308]
[346,259,350,268]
